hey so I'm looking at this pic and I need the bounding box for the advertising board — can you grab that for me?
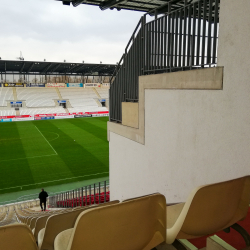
[55,115,74,119]
[4,83,24,87]
[102,83,110,87]
[0,119,12,122]
[74,114,92,118]
[4,83,16,87]
[84,83,100,88]
[0,115,32,119]
[92,114,109,117]
[47,83,65,87]
[15,83,24,87]
[66,83,83,87]
[34,116,54,120]
[26,83,45,87]
[57,100,66,103]
[12,117,34,122]
[10,101,22,104]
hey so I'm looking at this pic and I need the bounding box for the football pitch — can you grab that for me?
[0,117,109,194]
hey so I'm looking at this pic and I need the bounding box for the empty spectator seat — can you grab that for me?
[166,175,250,245]
[54,193,166,250]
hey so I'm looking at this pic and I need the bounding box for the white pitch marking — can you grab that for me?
[48,132,59,142]
[0,154,57,162]
[0,172,109,191]
[34,126,58,155]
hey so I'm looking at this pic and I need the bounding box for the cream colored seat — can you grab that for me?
[54,193,166,250]
[166,175,250,245]
[0,224,38,250]
[39,201,119,250]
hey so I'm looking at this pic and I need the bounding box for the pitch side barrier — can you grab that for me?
[0,179,109,211]
[0,111,109,122]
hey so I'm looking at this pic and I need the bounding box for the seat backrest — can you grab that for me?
[39,200,119,250]
[66,194,166,250]
[180,176,250,237]
[0,224,38,250]
[34,210,65,240]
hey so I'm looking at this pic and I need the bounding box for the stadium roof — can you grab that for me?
[0,60,116,76]
[57,0,191,14]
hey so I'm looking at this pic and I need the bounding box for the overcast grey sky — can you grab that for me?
[0,0,144,64]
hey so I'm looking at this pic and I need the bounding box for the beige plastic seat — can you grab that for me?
[54,193,166,250]
[39,201,119,250]
[166,175,250,244]
[0,224,38,250]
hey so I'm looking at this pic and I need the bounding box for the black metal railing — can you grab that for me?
[110,0,220,123]
[49,180,109,208]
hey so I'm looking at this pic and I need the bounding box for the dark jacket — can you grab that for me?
[39,191,48,201]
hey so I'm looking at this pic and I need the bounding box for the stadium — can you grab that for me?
[0,0,250,250]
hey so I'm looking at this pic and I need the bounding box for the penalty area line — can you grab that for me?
[0,154,57,162]
[0,172,109,191]
[35,125,58,155]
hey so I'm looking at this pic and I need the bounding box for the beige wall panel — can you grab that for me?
[109,0,250,203]
[122,102,139,128]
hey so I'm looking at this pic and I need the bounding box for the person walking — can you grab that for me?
[39,188,48,211]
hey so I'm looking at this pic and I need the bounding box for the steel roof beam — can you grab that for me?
[48,63,62,73]
[20,62,26,73]
[73,64,86,73]
[26,63,34,73]
[64,64,80,73]
[72,0,86,7]
[100,0,126,11]
[41,63,53,73]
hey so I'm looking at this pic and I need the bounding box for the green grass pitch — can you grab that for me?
[0,117,109,194]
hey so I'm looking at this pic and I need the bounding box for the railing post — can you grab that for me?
[104,181,106,203]
[93,183,94,204]
[99,182,101,204]
[85,186,87,206]
[81,188,83,207]
[142,14,146,75]
[89,185,91,205]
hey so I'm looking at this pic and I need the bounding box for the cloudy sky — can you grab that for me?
[0,0,144,64]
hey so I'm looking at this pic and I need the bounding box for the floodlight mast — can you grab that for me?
[17,51,24,61]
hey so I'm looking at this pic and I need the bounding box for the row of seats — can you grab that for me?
[17,88,59,107]
[0,175,250,250]
[59,88,99,108]
[0,88,14,106]
[0,87,109,115]
[0,109,16,116]
[56,192,110,207]
[20,108,66,115]
[67,106,108,113]
[95,87,109,99]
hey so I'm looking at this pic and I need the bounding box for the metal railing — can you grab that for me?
[0,180,109,211]
[110,0,220,122]
[49,180,109,208]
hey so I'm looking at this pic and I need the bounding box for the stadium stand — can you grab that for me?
[0,87,14,106]
[95,87,109,99]
[0,110,16,116]
[0,177,249,250]
[0,86,109,116]
[20,108,66,115]
[16,88,58,107]
[67,106,108,113]
[59,88,108,113]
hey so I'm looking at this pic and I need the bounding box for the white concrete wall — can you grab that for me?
[109,0,250,203]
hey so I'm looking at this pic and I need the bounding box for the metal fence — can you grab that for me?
[49,180,109,208]
[110,0,220,122]
[0,180,109,210]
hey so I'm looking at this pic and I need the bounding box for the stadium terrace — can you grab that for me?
[0,1,250,250]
